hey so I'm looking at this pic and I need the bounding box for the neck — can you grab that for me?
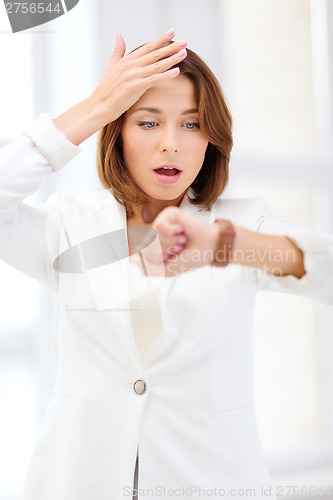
[129,191,187,224]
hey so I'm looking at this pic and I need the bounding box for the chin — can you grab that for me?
[152,189,185,201]
[136,181,189,203]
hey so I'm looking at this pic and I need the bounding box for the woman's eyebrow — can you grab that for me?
[130,107,198,115]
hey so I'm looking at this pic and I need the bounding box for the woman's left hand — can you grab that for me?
[129,206,219,278]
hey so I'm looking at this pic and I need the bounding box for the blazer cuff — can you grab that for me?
[21,112,81,172]
[264,231,332,292]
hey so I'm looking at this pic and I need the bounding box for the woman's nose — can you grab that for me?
[159,127,179,153]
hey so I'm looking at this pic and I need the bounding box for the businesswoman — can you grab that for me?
[0,29,332,500]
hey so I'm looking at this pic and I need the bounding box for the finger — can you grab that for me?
[157,234,186,255]
[153,221,185,251]
[177,234,188,245]
[166,243,185,256]
[141,48,187,79]
[109,33,126,64]
[136,38,187,67]
[166,229,188,248]
[174,226,185,235]
[127,28,176,60]
[154,219,184,238]
[169,210,199,238]
[152,208,186,248]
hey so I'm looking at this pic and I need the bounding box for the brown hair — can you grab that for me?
[96,42,233,218]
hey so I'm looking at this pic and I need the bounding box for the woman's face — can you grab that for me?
[121,75,209,205]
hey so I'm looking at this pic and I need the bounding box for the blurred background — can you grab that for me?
[0,0,332,498]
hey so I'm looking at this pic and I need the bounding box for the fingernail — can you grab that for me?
[175,228,184,235]
[165,28,175,37]
[178,235,187,244]
[177,38,187,47]
[177,48,187,57]
[114,33,118,44]
[173,244,183,253]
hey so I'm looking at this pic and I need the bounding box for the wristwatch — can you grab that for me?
[211,219,236,267]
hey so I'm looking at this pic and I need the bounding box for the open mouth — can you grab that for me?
[154,167,181,176]
[153,167,182,184]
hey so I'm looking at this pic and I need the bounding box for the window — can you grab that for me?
[0,2,99,496]
[0,10,34,139]
[219,0,333,490]
[0,24,40,500]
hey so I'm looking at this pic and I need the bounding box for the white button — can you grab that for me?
[133,380,146,395]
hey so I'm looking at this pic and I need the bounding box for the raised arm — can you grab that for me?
[53,30,187,145]
[244,196,333,303]
[212,197,333,304]
[136,198,332,305]
[0,30,188,287]
[218,224,306,278]
[0,117,79,288]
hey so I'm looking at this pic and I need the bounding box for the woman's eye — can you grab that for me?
[138,121,157,129]
[137,121,200,130]
[184,123,200,130]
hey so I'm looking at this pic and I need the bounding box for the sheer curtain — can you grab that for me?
[0,1,99,498]
[219,0,333,494]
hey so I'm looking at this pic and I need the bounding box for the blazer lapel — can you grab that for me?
[65,187,214,313]
[83,190,132,311]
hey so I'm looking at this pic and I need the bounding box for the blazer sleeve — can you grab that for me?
[248,196,333,305]
[0,113,80,289]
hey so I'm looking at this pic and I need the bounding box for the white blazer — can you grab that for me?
[0,114,332,500]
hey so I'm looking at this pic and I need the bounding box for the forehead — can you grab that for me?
[130,75,196,111]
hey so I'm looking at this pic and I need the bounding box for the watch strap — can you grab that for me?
[212,219,235,267]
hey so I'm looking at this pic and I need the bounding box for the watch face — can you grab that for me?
[3,0,80,33]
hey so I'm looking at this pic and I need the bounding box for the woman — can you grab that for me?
[0,29,332,500]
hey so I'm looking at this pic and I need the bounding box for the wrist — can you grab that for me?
[211,219,236,267]
[86,93,116,129]
[53,97,110,146]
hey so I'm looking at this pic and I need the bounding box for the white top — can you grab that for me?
[128,265,164,365]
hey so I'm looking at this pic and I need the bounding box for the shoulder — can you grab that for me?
[43,189,120,261]
[42,189,118,237]
[212,195,270,230]
[42,188,115,214]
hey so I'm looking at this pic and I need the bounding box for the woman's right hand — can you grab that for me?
[90,29,188,125]
[53,29,187,146]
